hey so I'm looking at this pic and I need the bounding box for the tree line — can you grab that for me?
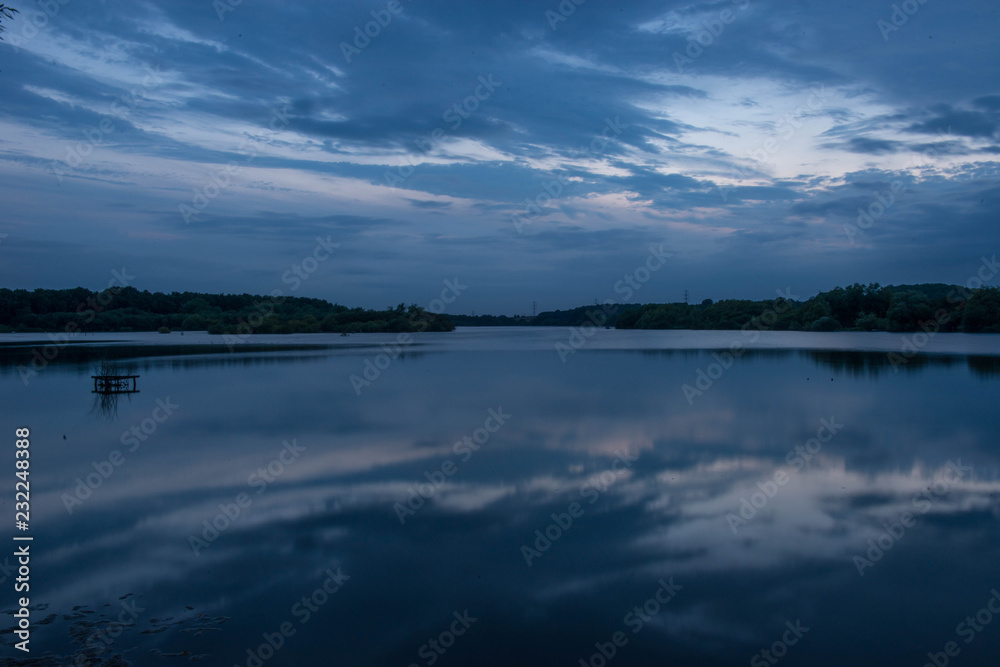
[3,282,998,335]
[0,287,455,334]
[449,283,1000,333]
[613,283,1000,333]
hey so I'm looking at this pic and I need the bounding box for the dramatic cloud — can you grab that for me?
[0,0,998,312]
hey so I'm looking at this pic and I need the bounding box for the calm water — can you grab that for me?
[1,328,1000,666]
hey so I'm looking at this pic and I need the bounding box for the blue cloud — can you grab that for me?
[0,0,998,312]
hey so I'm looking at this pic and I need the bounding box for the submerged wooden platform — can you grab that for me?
[91,374,140,394]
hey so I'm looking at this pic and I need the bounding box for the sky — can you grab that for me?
[0,0,998,314]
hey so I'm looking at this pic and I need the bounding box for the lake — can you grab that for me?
[1,327,999,666]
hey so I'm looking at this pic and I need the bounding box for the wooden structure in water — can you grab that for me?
[92,374,140,394]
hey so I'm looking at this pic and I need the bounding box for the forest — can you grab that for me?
[0,287,455,334]
[2,282,999,335]
[448,305,643,327]
[462,283,1000,333]
[446,313,533,327]
[613,283,1000,333]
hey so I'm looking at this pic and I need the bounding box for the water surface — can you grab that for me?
[2,328,999,666]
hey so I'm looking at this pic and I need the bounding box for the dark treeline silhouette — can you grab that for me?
[447,314,533,327]
[4,282,999,335]
[0,287,454,334]
[615,283,1000,333]
[449,305,643,327]
[531,303,643,327]
[449,283,1000,333]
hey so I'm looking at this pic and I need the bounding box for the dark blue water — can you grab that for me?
[1,329,999,666]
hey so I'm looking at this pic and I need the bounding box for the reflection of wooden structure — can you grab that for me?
[92,374,140,394]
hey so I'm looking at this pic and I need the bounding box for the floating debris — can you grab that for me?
[0,596,225,666]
